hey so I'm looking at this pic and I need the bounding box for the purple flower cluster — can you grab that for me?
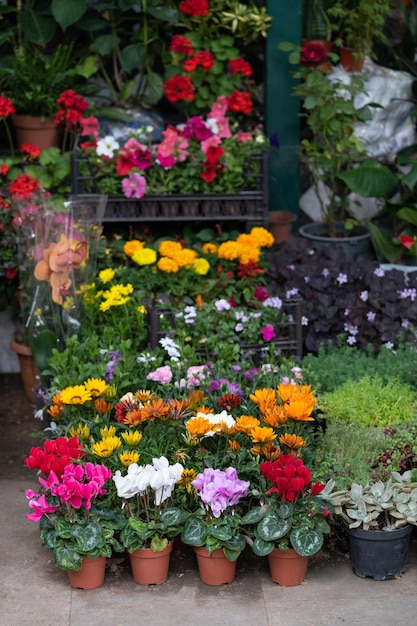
[192,467,250,518]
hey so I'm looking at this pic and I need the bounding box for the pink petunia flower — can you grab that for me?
[122,173,147,199]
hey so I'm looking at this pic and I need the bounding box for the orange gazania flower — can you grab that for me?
[122,409,148,427]
[261,405,288,428]
[285,399,316,422]
[250,443,280,460]
[279,433,307,451]
[228,440,241,452]
[235,414,260,434]
[95,397,113,414]
[140,398,170,421]
[218,393,241,411]
[250,388,277,412]
[250,425,277,444]
[167,398,192,421]
[185,416,212,437]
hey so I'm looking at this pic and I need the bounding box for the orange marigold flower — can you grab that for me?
[235,415,260,434]
[124,240,144,257]
[279,433,307,450]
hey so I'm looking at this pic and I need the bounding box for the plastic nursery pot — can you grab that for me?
[193,546,237,586]
[267,548,309,586]
[67,555,106,590]
[129,542,173,585]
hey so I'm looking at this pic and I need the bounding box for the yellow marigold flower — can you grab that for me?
[235,415,260,434]
[185,416,213,437]
[60,385,92,405]
[95,398,113,414]
[158,240,182,257]
[202,242,217,254]
[157,256,179,273]
[132,247,157,266]
[238,246,261,265]
[92,436,122,458]
[172,248,198,267]
[121,431,143,446]
[119,450,140,466]
[193,257,210,276]
[100,425,117,438]
[250,425,277,444]
[178,468,197,493]
[279,433,306,450]
[249,226,275,248]
[99,268,115,283]
[124,239,144,257]
[84,378,108,397]
[137,304,147,314]
[69,422,91,440]
[228,440,241,452]
[217,241,242,261]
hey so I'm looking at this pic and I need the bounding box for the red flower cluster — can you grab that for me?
[163,75,195,102]
[237,261,265,280]
[200,144,224,182]
[54,89,89,131]
[183,50,214,72]
[227,91,253,115]
[169,34,194,55]
[260,453,312,503]
[179,0,209,17]
[0,95,15,118]
[8,173,40,200]
[229,58,253,77]
[24,436,85,477]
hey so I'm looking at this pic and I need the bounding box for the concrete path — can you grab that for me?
[2,478,417,626]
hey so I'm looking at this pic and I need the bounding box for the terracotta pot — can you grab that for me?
[339,48,364,73]
[268,548,309,586]
[9,338,40,404]
[12,114,60,151]
[67,555,106,590]
[194,546,236,585]
[268,211,296,244]
[129,542,173,585]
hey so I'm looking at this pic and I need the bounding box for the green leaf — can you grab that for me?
[396,207,417,227]
[51,0,88,30]
[181,517,207,547]
[94,34,120,56]
[159,507,182,527]
[338,164,398,198]
[54,545,84,571]
[241,507,264,525]
[256,511,291,542]
[32,330,59,374]
[223,547,240,562]
[150,536,168,552]
[54,517,72,539]
[252,536,275,557]
[70,522,103,552]
[290,528,323,557]
[367,221,400,263]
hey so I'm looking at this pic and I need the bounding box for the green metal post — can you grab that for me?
[265,1,301,218]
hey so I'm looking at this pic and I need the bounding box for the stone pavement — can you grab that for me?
[2,476,417,626]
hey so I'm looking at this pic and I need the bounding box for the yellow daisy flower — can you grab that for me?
[119,450,140,466]
[100,425,117,438]
[92,436,122,458]
[121,431,143,446]
[69,422,91,440]
[84,378,108,396]
[60,385,92,405]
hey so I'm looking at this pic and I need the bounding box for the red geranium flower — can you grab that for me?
[227,91,253,115]
[229,58,253,77]
[179,0,209,17]
[163,75,195,103]
[0,95,15,118]
[169,34,194,55]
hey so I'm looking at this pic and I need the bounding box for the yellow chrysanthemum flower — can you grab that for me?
[100,425,117,438]
[124,239,144,257]
[119,450,140,466]
[172,248,198,267]
[158,240,182,257]
[131,247,157,266]
[92,436,122,458]
[121,431,143,446]
[60,385,92,405]
[157,256,179,273]
[193,257,210,276]
[69,422,91,440]
[84,378,108,397]
[99,268,116,283]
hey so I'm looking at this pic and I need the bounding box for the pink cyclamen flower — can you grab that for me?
[122,173,147,199]
[147,365,173,384]
[25,490,59,522]
[192,467,249,518]
[261,324,276,341]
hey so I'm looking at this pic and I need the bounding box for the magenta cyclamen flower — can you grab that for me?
[25,490,59,522]
[192,467,250,518]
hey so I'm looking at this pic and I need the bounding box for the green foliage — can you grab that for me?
[181,510,246,561]
[319,375,417,428]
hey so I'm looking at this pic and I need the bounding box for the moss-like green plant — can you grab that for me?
[318,375,417,428]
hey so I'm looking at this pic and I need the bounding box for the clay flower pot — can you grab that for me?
[268,548,309,586]
[194,546,237,585]
[129,542,173,585]
[67,555,106,590]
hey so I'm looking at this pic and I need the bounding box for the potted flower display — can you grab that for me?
[246,452,337,586]
[181,466,250,585]
[24,436,125,589]
[113,456,186,585]
[329,470,417,580]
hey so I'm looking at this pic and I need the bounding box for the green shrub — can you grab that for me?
[318,374,417,428]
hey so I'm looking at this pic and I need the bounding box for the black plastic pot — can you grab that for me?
[347,525,413,581]
[298,222,371,260]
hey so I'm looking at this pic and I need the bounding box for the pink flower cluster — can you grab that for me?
[26,462,112,522]
[192,467,250,518]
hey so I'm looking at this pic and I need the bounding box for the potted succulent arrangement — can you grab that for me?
[329,471,417,580]
[245,452,338,586]
[24,436,125,589]
[181,466,250,586]
[113,456,186,585]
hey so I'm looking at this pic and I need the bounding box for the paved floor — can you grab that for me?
[2,476,417,626]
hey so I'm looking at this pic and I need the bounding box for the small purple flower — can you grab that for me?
[286,287,299,298]
[235,322,244,332]
[360,290,368,302]
[214,299,231,311]
[192,467,250,518]
[374,267,385,277]
[367,311,376,322]
[263,297,282,309]
[402,318,410,328]
[347,335,357,345]
[336,273,348,286]
[322,268,329,277]
[301,316,308,326]
[209,380,221,391]
[228,382,243,395]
